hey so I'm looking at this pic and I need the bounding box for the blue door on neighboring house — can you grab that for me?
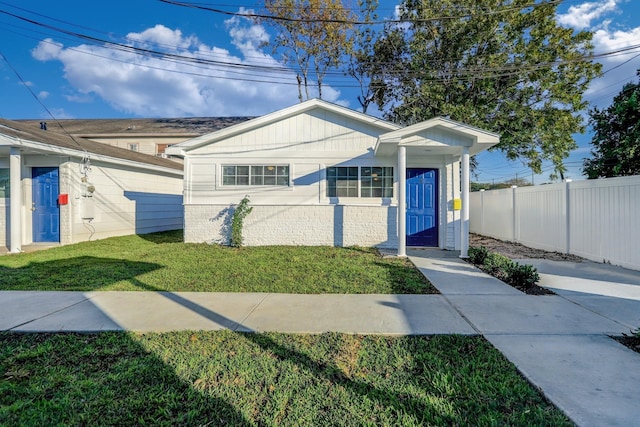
[406,168,438,246]
[32,167,60,242]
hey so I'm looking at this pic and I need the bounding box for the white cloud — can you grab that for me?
[555,1,640,108]
[31,38,63,61]
[38,91,50,99]
[30,16,344,117]
[557,0,618,30]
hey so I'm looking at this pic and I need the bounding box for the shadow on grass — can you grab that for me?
[134,229,184,244]
[123,278,458,423]
[0,331,252,425]
[0,256,163,291]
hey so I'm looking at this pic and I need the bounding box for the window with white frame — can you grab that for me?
[327,166,394,197]
[361,167,394,197]
[222,165,289,186]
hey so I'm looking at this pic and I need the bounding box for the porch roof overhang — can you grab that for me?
[374,117,500,157]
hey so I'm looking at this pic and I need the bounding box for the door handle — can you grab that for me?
[31,202,36,212]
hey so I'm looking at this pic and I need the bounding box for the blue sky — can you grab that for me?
[1,0,639,183]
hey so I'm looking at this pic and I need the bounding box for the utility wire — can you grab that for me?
[0,51,89,154]
[158,0,568,25]
[3,6,638,88]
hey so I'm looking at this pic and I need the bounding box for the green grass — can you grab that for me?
[0,331,570,426]
[0,230,434,293]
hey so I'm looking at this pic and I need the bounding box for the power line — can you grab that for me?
[0,51,88,154]
[158,0,569,25]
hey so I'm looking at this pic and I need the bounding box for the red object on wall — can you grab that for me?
[58,194,68,205]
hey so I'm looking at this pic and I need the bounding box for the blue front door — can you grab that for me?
[406,168,438,246]
[32,167,60,243]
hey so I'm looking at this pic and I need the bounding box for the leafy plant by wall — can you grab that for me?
[230,196,253,248]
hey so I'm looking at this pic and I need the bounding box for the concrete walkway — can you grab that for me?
[409,250,640,427]
[1,250,639,426]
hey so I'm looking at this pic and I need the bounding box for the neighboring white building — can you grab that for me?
[167,99,499,256]
[0,119,184,253]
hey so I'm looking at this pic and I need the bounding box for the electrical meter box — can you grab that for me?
[81,195,95,219]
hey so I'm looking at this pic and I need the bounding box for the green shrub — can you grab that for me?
[468,246,541,290]
[468,246,490,265]
[507,263,540,289]
[482,252,514,282]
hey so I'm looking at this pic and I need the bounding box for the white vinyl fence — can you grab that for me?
[470,175,640,271]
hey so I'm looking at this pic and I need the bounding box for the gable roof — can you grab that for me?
[375,116,500,156]
[167,98,401,155]
[0,119,183,172]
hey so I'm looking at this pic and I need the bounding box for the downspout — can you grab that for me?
[9,147,22,253]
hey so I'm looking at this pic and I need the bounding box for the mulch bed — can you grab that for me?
[514,283,555,296]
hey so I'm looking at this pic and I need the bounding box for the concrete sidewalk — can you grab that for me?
[0,291,474,335]
[409,250,640,427]
[1,250,639,426]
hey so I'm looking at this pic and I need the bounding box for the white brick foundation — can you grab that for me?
[185,204,398,248]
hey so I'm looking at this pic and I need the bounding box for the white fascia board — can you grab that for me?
[379,117,499,144]
[1,134,183,176]
[173,98,401,153]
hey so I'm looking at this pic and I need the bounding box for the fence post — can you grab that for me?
[511,185,518,242]
[565,179,572,254]
[480,189,485,235]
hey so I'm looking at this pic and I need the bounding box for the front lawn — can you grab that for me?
[0,231,435,294]
[0,331,571,426]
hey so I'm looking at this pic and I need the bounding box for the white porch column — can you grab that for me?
[460,147,470,258]
[397,146,406,257]
[9,147,22,253]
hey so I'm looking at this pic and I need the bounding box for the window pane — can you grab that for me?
[348,167,358,177]
[224,165,288,186]
[0,169,9,198]
[360,166,393,197]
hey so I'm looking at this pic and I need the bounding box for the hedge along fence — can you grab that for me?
[468,246,540,292]
[469,175,640,271]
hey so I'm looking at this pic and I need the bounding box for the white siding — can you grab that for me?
[189,110,380,156]
[64,161,183,242]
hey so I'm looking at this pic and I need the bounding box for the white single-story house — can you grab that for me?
[0,118,185,253]
[167,99,499,256]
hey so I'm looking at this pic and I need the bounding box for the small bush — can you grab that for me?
[468,246,490,265]
[482,252,514,282]
[507,263,540,289]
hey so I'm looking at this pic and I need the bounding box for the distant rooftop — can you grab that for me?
[16,117,253,135]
